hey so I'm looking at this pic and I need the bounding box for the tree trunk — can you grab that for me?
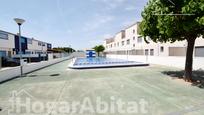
[184,37,196,82]
[97,52,100,57]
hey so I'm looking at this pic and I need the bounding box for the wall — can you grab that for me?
[169,47,186,56]
[195,37,204,46]
[0,34,15,56]
[53,53,70,58]
[0,56,71,83]
[71,52,86,57]
[27,39,47,53]
[48,53,54,60]
[0,34,15,49]
[106,54,204,70]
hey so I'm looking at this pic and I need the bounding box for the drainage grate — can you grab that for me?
[50,74,60,77]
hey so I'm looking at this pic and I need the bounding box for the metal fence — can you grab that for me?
[105,50,144,56]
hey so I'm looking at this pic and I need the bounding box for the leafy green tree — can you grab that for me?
[93,45,105,57]
[140,0,204,81]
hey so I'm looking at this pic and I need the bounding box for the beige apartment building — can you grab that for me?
[104,22,204,57]
[0,30,52,58]
[27,38,49,54]
[0,31,16,57]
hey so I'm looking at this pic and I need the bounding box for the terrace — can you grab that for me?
[0,59,204,115]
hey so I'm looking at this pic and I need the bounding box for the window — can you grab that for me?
[0,51,6,57]
[110,44,112,48]
[133,44,135,47]
[133,29,135,33]
[47,44,52,49]
[114,43,116,47]
[21,38,26,43]
[150,49,154,56]
[25,51,31,54]
[127,39,130,45]
[0,32,8,40]
[121,30,126,39]
[122,41,125,46]
[42,43,45,46]
[133,36,135,40]
[160,46,164,52]
[137,37,143,43]
[38,42,42,46]
[117,42,119,46]
[27,39,32,44]
[145,49,149,55]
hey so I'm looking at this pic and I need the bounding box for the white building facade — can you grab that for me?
[104,22,204,57]
[0,30,52,58]
[0,31,15,57]
[27,38,50,54]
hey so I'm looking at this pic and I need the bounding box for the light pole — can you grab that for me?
[41,42,44,61]
[14,18,25,77]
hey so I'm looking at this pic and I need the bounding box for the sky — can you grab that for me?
[0,0,148,50]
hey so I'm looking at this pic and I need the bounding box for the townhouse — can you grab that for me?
[0,30,52,59]
[0,30,15,57]
[104,22,204,57]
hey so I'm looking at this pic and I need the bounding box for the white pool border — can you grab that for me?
[68,57,149,69]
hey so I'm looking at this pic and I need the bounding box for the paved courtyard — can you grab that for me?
[0,59,204,115]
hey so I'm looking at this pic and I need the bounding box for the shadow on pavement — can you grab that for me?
[162,69,204,89]
[27,74,60,77]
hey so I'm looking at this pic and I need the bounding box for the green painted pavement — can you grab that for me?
[0,60,204,115]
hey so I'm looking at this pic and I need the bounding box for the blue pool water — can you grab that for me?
[69,57,148,69]
[74,57,136,65]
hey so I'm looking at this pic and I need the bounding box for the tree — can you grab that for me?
[93,45,105,57]
[140,0,204,82]
[52,47,75,53]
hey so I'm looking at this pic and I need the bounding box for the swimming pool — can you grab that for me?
[69,57,149,69]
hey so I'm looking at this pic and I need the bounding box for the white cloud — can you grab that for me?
[92,0,126,9]
[89,39,104,47]
[121,19,137,28]
[83,15,114,32]
[103,34,113,39]
[93,0,125,4]
[125,6,137,11]
[66,29,72,34]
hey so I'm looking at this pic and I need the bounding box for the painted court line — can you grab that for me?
[48,81,70,115]
[166,102,204,115]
